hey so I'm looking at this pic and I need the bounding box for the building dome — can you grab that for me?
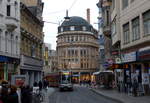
[61,16,90,27]
[58,16,94,33]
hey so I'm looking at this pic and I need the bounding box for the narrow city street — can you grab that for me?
[49,86,120,103]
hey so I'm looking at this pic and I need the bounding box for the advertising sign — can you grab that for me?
[142,73,149,85]
[138,46,150,61]
[11,75,29,87]
[121,52,136,63]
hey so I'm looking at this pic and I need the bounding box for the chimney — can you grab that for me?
[87,8,90,24]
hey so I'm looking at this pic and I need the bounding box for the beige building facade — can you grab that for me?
[57,16,99,83]
[110,0,150,95]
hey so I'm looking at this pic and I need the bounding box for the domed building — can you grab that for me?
[56,16,99,83]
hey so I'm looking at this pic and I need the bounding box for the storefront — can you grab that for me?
[121,51,137,93]
[0,55,19,83]
[137,46,150,95]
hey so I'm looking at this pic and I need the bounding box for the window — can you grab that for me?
[143,9,150,36]
[70,26,75,31]
[14,1,18,17]
[123,23,130,44]
[106,10,110,26]
[112,0,115,10]
[61,27,63,32]
[132,17,140,41]
[75,36,78,41]
[5,31,8,52]
[122,0,128,9]
[0,29,2,50]
[71,36,74,42]
[7,5,11,16]
[82,26,86,31]
[130,0,135,3]
[11,34,14,54]
[16,36,18,54]
[111,20,116,36]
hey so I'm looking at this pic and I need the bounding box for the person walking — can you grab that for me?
[7,85,19,103]
[133,79,138,97]
[38,81,43,91]
[0,86,3,103]
[21,85,32,103]
[1,81,9,103]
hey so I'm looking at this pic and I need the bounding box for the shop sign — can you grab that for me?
[115,58,122,64]
[121,52,136,63]
[11,75,29,87]
[142,73,149,85]
[138,46,150,61]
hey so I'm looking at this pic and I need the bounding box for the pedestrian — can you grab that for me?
[21,85,32,103]
[133,79,138,97]
[33,82,38,87]
[7,85,19,103]
[1,81,9,103]
[38,81,43,91]
[0,86,3,103]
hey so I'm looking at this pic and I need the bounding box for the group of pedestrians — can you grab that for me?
[33,79,49,91]
[0,81,19,103]
[0,79,49,103]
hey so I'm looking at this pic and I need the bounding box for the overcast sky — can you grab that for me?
[43,0,99,50]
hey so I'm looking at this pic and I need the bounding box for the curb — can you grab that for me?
[90,89,124,103]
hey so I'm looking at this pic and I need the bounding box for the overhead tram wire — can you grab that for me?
[45,0,78,15]
[43,21,60,25]
[68,0,78,11]
[44,0,78,25]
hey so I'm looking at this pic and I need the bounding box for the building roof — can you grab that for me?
[61,16,91,27]
[58,16,96,34]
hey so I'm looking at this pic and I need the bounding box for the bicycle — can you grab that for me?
[32,88,44,103]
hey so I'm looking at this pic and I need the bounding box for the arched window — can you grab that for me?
[11,34,14,54]
[16,36,18,54]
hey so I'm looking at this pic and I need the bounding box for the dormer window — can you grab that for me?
[61,27,63,32]
[70,26,75,31]
[82,26,86,31]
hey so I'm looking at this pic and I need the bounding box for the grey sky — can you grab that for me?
[43,0,99,50]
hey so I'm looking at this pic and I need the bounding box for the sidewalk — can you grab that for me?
[91,88,150,103]
[41,87,55,103]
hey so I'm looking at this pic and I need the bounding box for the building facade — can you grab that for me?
[96,1,105,72]
[57,16,99,83]
[43,43,58,75]
[97,0,113,70]
[119,0,150,95]
[20,0,44,86]
[0,0,20,82]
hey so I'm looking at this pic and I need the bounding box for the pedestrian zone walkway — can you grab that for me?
[92,88,150,103]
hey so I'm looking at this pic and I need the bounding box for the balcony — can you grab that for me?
[5,16,19,31]
[103,25,111,37]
